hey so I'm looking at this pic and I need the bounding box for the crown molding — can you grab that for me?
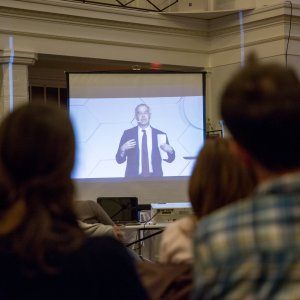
[0,0,208,35]
[0,1,299,68]
[0,29,208,55]
[209,3,300,33]
[0,1,208,67]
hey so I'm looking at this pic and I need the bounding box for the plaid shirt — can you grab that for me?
[193,173,300,300]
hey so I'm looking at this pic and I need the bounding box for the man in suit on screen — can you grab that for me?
[116,103,175,178]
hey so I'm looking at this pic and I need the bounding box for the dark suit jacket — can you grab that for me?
[116,126,175,177]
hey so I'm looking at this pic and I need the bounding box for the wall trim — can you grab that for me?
[0,49,37,64]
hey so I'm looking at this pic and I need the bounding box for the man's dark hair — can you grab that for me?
[221,54,300,171]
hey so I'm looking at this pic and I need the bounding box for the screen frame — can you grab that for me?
[66,70,207,182]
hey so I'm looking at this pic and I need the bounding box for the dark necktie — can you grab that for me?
[141,130,149,175]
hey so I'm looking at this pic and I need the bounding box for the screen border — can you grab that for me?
[66,70,206,181]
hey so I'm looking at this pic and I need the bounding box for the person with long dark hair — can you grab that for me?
[0,104,148,300]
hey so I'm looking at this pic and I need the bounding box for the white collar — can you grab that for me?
[138,126,151,133]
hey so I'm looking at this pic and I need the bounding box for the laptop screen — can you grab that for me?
[97,197,139,224]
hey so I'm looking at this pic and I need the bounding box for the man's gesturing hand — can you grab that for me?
[160,143,174,154]
[120,139,136,156]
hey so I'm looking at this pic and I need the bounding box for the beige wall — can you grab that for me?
[207,55,288,126]
[1,0,300,126]
[208,63,240,126]
[1,0,300,203]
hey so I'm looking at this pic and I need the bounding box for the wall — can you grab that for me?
[1,0,300,202]
[1,0,299,123]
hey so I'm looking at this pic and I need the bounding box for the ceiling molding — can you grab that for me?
[0,0,298,68]
[0,0,207,32]
[0,29,208,55]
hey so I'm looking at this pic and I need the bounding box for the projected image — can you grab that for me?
[116,103,175,178]
[70,96,204,179]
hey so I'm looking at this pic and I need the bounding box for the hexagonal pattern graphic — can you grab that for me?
[70,96,204,178]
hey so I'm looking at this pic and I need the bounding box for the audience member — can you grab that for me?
[159,138,256,264]
[75,200,114,225]
[193,55,300,299]
[0,104,148,300]
[75,200,123,240]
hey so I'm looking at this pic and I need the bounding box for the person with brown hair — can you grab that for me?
[193,55,300,299]
[159,138,256,264]
[0,104,148,300]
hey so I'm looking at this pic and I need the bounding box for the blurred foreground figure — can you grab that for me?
[193,55,300,299]
[159,138,256,264]
[138,138,256,300]
[0,104,148,300]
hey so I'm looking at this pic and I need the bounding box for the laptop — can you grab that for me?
[97,197,139,225]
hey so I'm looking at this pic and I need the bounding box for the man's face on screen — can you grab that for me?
[135,105,151,128]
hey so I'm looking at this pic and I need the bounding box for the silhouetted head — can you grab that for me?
[0,104,83,273]
[1,103,75,182]
[0,104,75,209]
[221,54,300,171]
[189,138,257,218]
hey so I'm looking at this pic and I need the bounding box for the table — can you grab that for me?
[123,223,167,259]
